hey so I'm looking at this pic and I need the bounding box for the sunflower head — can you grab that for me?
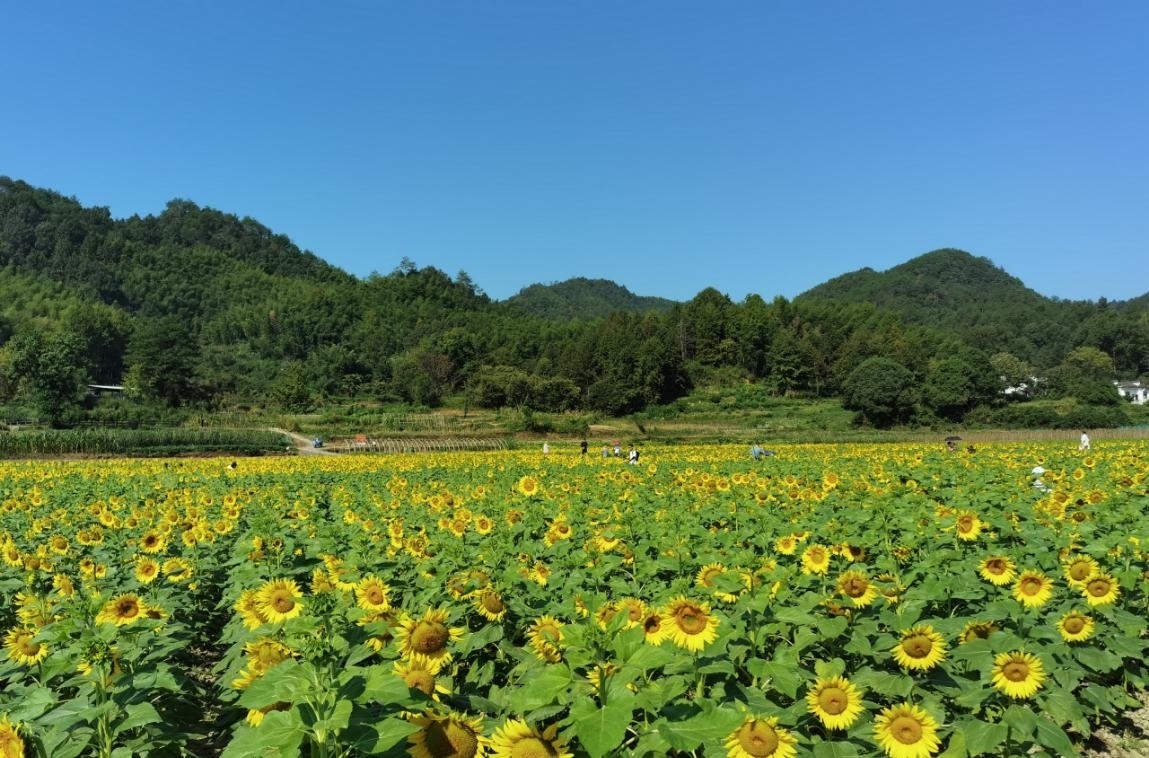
[892,625,947,672]
[836,570,878,608]
[256,578,305,623]
[355,576,392,613]
[474,589,507,622]
[978,556,1016,586]
[992,650,1045,699]
[873,703,941,758]
[806,675,864,731]
[663,596,720,653]
[407,710,484,758]
[4,626,49,666]
[1062,555,1100,586]
[1012,570,1054,608]
[959,621,999,644]
[516,475,541,498]
[724,715,797,758]
[0,714,26,758]
[95,593,148,627]
[1082,573,1120,606]
[1057,611,1095,643]
[488,719,571,758]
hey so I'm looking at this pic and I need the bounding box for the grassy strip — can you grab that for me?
[0,428,288,458]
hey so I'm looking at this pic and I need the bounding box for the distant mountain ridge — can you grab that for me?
[795,249,1061,329]
[506,277,676,320]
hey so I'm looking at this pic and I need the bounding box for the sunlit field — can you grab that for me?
[1,441,1146,758]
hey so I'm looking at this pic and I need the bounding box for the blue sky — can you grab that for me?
[4,2,1146,303]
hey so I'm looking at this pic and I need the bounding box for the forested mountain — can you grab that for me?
[2,176,1147,429]
[508,278,676,320]
[795,249,1145,372]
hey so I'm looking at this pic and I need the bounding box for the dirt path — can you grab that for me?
[270,428,336,455]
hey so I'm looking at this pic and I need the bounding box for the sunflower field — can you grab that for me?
[0,442,1146,758]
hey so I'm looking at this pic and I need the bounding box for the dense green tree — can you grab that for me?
[125,316,202,407]
[272,362,313,411]
[989,352,1035,398]
[842,356,918,427]
[675,288,735,365]
[390,348,453,406]
[6,328,88,426]
[61,302,131,384]
[921,356,988,421]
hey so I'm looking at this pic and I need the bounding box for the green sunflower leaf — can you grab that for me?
[569,692,636,758]
[953,717,1008,756]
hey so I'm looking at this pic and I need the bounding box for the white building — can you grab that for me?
[1115,380,1149,405]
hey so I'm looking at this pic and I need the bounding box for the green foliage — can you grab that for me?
[0,427,286,457]
[125,316,202,407]
[976,401,1128,429]
[841,356,918,427]
[508,277,676,320]
[3,177,1148,423]
[6,328,88,427]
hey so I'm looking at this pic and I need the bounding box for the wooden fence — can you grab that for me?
[332,436,508,454]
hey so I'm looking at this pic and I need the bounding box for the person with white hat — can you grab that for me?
[1031,466,1048,492]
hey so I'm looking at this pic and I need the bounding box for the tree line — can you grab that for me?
[1,177,1146,428]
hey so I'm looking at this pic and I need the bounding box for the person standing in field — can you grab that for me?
[1079,431,1090,451]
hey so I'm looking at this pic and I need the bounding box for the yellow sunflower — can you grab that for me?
[991,650,1045,699]
[873,703,941,758]
[891,625,947,672]
[162,557,194,583]
[47,534,70,555]
[95,593,148,627]
[232,637,296,690]
[52,573,75,599]
[663,596,720,652]
[516,475,541,498]
[487,719,571,758]
[397,609,465,667]
[640,608,669,646]
[234,588,270,630]
[134,556,161,584]
[1056,611,1095,643]
[800,544,832,576]
[139,530,167,554]
[0,714,26,758]
[354,575,392,614]
[836,570,879,608]
[394,658,449,698]
[527,616,565,663]
[958,621,998,644]
[245,701,292,727]
[4,626,49,666]
[724,715,797,758]
[1082,573,1120,607]
[473,589,508,622]
[255,578,305,623]
[953,511,982,541]
[806,675,864,731]
[696,562,728,592]
[774,534,799,555]
[978,556,1016,586]
[1011,570,1054,608]
[1062,555,1100,587]
[407,710,486,758]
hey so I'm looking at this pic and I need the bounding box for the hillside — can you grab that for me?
[798,249,1057,325]
[2,176,1146,430]
[506,277,676,320]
